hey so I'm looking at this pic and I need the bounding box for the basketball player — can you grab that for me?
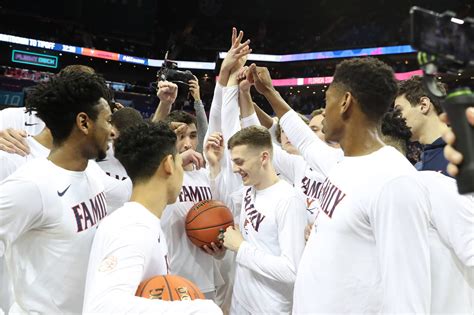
[0,71,129,313]
[84,122,221,314]
[247,58,431,313]
[214,126,306,314]
[0,65,95,156]
[381,109,474,313]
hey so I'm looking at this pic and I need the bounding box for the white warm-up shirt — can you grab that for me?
[241,113,326,223]
[0,107,45,135]
[293,146,431,314]
[0,159,127,314]
[96,144,129,181]
[232,180,306,314]
[279,110,343,177]
[161,168,224,294]
[83,201,221,314]
[419,171,474,313]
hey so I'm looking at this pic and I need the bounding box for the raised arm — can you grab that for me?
[189,76,208,153]
[152,81,178,122]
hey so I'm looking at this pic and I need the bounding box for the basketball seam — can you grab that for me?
[185,204,227,224]
[185,220,234,231]
[137,276,154,297]
[163,275,174,301]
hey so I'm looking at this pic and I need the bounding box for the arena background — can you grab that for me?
[0,0,472,119]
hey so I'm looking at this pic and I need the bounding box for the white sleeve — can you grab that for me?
[371,175,431,313]
[272,144,300,185]
[205,84,224,141]
[268,118,280,145]
[235,195,306,284]
[427,175,474,267]
[240,113,261,129]
[280,110,342,176]
[84,226,222,314]
[221,86,240,145]
[0,178,43,256]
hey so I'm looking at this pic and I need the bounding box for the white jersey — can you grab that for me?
[232,180,306,314]
[293,146,431,314]
[418,171,474,313]
[161,168,224,294]
[0,136,49,181]
[241,113,326,223]
[96,144,129,181]
[0,159,112,314]
[0,107,45,135]
[83,201,221,314]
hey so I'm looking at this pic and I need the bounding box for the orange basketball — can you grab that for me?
[185,200,234,248]
[135,274,205,301]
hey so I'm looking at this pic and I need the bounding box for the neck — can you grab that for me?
[339,121,385,156]
[254,166,280,190]
[418,117,450,145]
[33,129,53,149]
[48,139,90,171]
[130,181,168,219]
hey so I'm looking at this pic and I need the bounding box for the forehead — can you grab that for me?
[394,95,412,108]
[309,114,324,126]
[97,98,112,116]
[230,144,251,159]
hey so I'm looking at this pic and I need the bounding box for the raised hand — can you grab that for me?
[248,63,275,95]
[157,81,178,106]
[219,27,252,86]
[188,75,201,101]
[180,149,206,170]
[204,132,224,167]
[238,66,253,93]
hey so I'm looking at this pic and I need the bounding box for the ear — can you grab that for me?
[261,150,270,165]
[162,155,174,176]
[76,112,91,135]
[419,97,431,115]
[340,92,353,115]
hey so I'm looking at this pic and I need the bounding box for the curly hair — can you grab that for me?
[114,121,177,183]
[25,71,111,144]
[381,108,412,155]
[164,110,197,126]
[332,57,398,122]
[397,75,446,115]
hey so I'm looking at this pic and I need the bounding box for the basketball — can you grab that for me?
[135,274,205,301]
[185,200,234,248]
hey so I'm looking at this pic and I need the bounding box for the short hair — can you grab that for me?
[397,75,446,115]
[310,108,324,119]
[111,107,143,134]
[332,57,398,122]
[381,108,412,155]
[275,112,309,143]
[60,64,96,74]
[114,121,177,183]
[164,110,197,126]
[25,71,111,144]
[228,126,273,152]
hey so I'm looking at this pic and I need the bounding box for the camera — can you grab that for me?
[156,52,195,105]
[410,6,474,194]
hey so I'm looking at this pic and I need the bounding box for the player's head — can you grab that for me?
[110,107,143,140]
[309,108,325,141]
[228,126,273,187]
[380,108,413,156]
[114,121,183,203]
[26,71,112,160]
[276,113,308,155]
[59,64,96,75]
[324,57,398,142]
[164,110,198,153]
[394,75,446,142]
